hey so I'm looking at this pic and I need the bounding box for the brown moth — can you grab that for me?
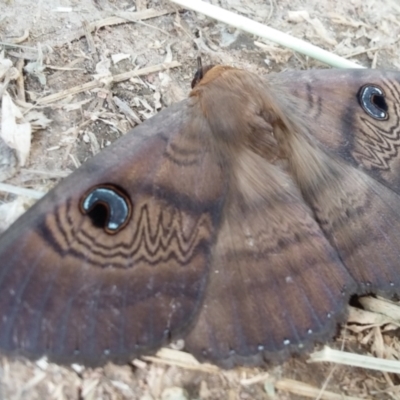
[0,62,399,368]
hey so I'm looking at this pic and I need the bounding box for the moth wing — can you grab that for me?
[267,69,400,296]
[0,100,226,365]
[268,69,400,193]
[184,148,355,367]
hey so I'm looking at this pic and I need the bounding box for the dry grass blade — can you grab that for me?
[0,183,44,199]
[358,296,400,320]
[309,346,400,374]
[141,348,220,374]
[169,0,364,69]
[275,378,364,400]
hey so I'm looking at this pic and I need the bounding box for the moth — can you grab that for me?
[0,62,399,369]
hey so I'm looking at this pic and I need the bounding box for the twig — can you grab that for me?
[93,9,168,30]
[16,58,26,103]
[8,29,30,44]
[46,66,86,71]
[51,9,170,48]
[169,0,364,69]
[113,96,142,125]
[47,57,86,85]
[82,20,96,54]
[36,61,181,105]
[114,11,172,36]
[62,119,96,167]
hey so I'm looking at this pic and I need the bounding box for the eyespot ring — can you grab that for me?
[80,184,132,234]
[358,84,388,120]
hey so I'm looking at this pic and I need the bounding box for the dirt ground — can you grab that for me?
[1,0,400,399]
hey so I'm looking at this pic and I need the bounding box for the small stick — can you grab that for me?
[114,12,172,36]
[37,61,181,105]
[82,20,96,54]
[8,29,30,45]
[113,96,142,125]
[16,58,26,103]
[52,9,170,48]
[47,57,86,84]
[62,119,95,167]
